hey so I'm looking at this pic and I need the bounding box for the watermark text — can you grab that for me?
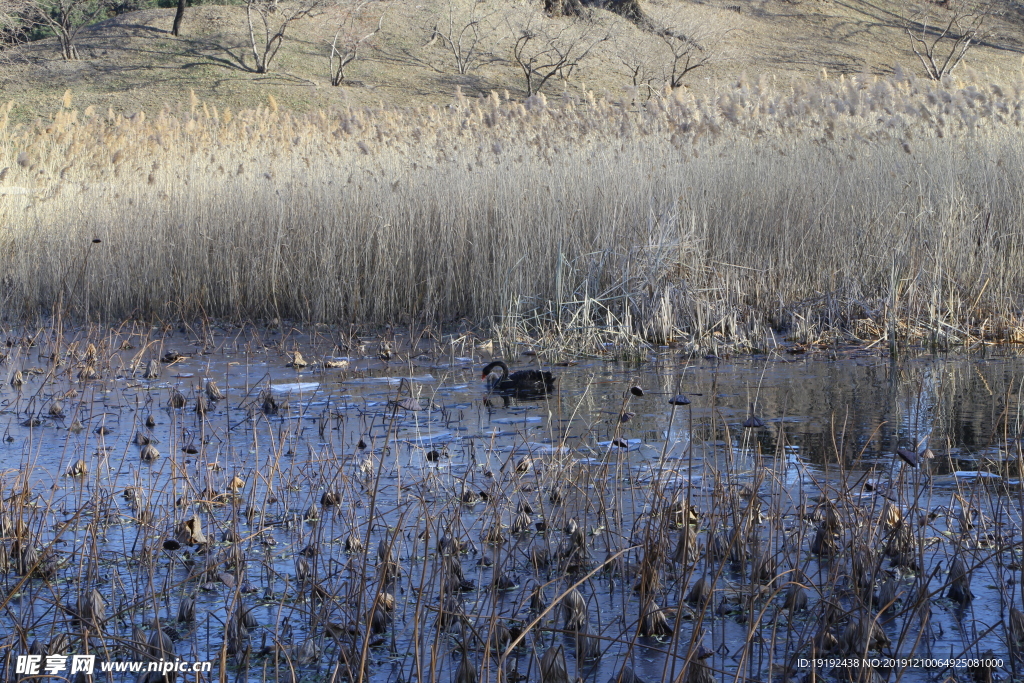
[16,655,212,676]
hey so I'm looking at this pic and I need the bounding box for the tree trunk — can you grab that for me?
[545,0,646,24]
[545,0,584,16]
[172,0,186,36]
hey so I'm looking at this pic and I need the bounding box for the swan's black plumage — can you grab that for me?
[481,361,556,398]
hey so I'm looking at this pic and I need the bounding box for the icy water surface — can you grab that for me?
[0,325,1022,683]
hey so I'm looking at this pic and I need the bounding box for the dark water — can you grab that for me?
[0,326,1021,683]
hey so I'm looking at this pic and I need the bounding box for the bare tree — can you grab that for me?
[0,0,37,48]
[431,0,499,75]
[329,0,387,85]
[30,0,107,59]
[901,0,997,80]
[617,37,662,102]
[616,10,728,97]
[247,0,326,74]
[508,10,609,96]
[656,28,713,90]
[373,0,501,77]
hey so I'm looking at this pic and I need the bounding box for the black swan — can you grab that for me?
[481,361,556,398]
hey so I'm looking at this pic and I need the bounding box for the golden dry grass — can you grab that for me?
[2,71,1024,351]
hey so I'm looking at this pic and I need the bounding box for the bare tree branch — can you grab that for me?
[657,27,712,90]
[433,0,498,75]
[0,0,39,49]
[615,10,729,99]
[27,0,107,60]
[370,0,501,77]
[246,0,327,74]
[507,9,609,96]
[901,0,997,80]
[329,0,388,86]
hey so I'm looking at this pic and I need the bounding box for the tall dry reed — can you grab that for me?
[2,71,1024,349]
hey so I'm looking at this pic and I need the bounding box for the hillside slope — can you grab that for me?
[1,0,1022,116]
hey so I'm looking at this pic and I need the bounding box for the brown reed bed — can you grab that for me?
[0,323,1021,683]
[2,72,1024,354]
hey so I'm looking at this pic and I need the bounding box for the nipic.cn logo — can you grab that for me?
[15,655,213,676]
